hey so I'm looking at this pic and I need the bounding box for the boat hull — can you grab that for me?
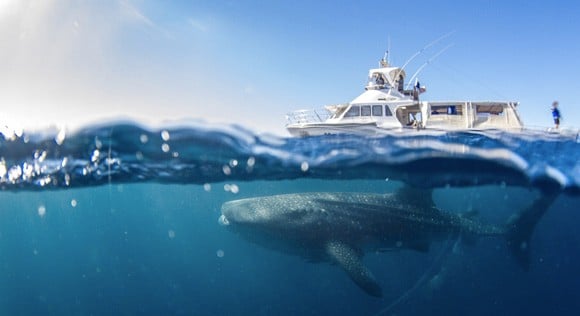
[286,122,387,137]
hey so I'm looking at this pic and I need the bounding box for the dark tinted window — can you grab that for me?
[344,106,360,117]
[384,106,393,116]
[361,105,371,116]
[372,105,383,116]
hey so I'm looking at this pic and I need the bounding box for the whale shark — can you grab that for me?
[219,188,557,297]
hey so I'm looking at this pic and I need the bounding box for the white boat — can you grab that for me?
[286,57,524,137]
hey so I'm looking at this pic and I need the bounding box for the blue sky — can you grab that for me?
[0,0,578,134]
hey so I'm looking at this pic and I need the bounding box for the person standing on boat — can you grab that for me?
[375,73,385,86]
[551,101,561,129]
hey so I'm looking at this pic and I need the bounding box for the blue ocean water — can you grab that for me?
[0,121,579,315]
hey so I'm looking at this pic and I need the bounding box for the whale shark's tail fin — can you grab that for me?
[505,192,558,270]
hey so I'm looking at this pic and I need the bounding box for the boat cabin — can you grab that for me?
[424,101,522,129]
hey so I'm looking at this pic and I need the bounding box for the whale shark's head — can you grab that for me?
[219,193,335,236]
[220,194,301,227]
[220,194,333,255]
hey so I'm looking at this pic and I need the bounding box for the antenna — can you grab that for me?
[380,51,388,68]
[406,43,454,88]
[380,36,391,68]
[387,35,391,64]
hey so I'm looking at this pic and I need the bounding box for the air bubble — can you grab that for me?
[55,128,66,145]
[247,157,255,167]
[0,161,6,178]
[91,149,100,163]
[38,205,46,218]
[161,130,170,141]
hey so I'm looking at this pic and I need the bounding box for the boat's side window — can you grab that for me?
[372,105,383,116]
[431,105,447,115]
[384,106,393,116]
[344,106,360,117]
[476,105,504,116]
[361,105,372,116]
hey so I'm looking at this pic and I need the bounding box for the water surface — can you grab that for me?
[0,122,578,315]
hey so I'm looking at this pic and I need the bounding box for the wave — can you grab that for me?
[0,121,578,195]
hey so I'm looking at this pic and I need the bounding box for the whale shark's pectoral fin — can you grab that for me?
[325,241,382,297]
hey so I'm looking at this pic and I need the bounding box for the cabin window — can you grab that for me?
[344,105,360,117]
[476,105,504,116]
[430,105,446,115]
[384,106,393,116]
[430,105,463,116]
[372,105,383,116]
[361,105,372,116]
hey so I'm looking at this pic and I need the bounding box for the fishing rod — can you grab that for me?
[399,30,455,72]
[406,43,454,89]
[393,31,455,83]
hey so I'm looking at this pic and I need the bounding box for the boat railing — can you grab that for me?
[286,109,331,125]
[523,126,580,142]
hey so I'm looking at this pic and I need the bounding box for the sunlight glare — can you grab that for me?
[0,0,17,15]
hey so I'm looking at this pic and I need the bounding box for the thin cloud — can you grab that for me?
[119,0,174,39]
[119,0,155,28]
[188,18,209,33]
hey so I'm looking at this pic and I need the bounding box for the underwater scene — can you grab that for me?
[0,122,579,315]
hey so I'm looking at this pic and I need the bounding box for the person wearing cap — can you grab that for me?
[551,101,561,129]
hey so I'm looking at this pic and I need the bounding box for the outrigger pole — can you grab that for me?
[406,43,454,89]
[394,30,456,81]
[400,31,455,71]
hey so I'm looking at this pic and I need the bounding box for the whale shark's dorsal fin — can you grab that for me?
[394,185,434,210]
[325,241,383,297]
